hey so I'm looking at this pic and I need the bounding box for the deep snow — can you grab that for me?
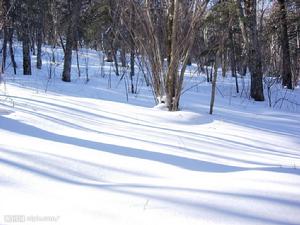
[0,46,300,225]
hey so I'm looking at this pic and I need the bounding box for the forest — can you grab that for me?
[0,1,300,225]
[0,0,299,111]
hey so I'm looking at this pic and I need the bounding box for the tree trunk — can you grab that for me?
[229,29,236,78]
[62,0,82,82]
[23,33,32,75]
[210,52,219,115]
[229,27,239,93]
[1,27,8,73]
[1,0,10,73]
[36,0,43,69]
[236,0,248,76]
[130,50,135,93]
[221,44,227,77]
[105,51,113,62]
[3,0,17,74]
[8,28,17,74]
[113,49,119,76]
[62,27,74,82]
[21,0,32,75]
[245,0,264,101]
[166,0,179,111]
[36,31,42,69]
[278,0,293,89]
[76,42,81,77]
[31,33,36,56]
[139,0,208,111]
[120,47,126,67]
[129,1,135,93]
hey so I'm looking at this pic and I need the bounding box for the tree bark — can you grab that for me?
[120,47,126,67]
[2,0,17,74]
[221,39,227,77]
[1,27,8,73]
[278,0,293,89]
[8,28,17,74]
[210,52,219,115]
[21,0,32,75]
[36,0,43,69]
[244,0,264,101]
[236,0,248,76]
[229,27,239,93]
[130,1,135,93]
[166,0,179,110]
[62,0,82,82]
[22,33,32,75]
[1,0,10,73]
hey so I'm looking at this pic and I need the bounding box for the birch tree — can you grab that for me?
[133,0,209,111]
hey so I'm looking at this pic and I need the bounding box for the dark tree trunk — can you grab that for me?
[120,47,126,67]
[21,0,32,75]
[36,31,42,69]
[36,0,43,70]
[245,0,264,101]
[229,27,239,93]
[76,42,81,77]
[210,53,219,115]
[210,61,213,82]
[1,28,8,73]
[62,27,75,82]
[130,50,135,93]
[130,1,135,93]
[112,49,119,76]
[23,34,32,75]
[1,0,10,73]
[186,57,192,66]
[221,37,227,77]
[31,33,36,56]
[236,0,248,76]
[59,34,66,54]
[3,0,17,74]
[105,51,113,62]
[278,0,293,89]
[229,28,236,78]
[8,28,17,74]
[62,0,82,82]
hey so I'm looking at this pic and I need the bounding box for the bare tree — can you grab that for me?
[278,0,293,89]
[62,0,82,82]
[244,0,264,101]
[133,0,209,111]
[36,0,44,69]
[21,0,32,75]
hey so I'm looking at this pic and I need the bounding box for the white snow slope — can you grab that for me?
[0,47,300,225]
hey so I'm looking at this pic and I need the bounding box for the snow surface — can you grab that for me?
[0,47,300,225]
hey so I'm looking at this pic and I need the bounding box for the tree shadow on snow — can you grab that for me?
[0,115,299,176]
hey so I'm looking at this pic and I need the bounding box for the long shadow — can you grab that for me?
[1,115,299,175]
[25,95,300,146]
[1,148,300,212]
[2,95,213,129]
[2,96,300,167]
[214,107,300,138]
[1,153,299,225]
[0,115,240,173]
[3,95,299,161]
[116,187,300,225]
[1,148,157,179]
[4,100,292,166]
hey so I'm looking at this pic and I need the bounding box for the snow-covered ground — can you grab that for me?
[0,47,300,225]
